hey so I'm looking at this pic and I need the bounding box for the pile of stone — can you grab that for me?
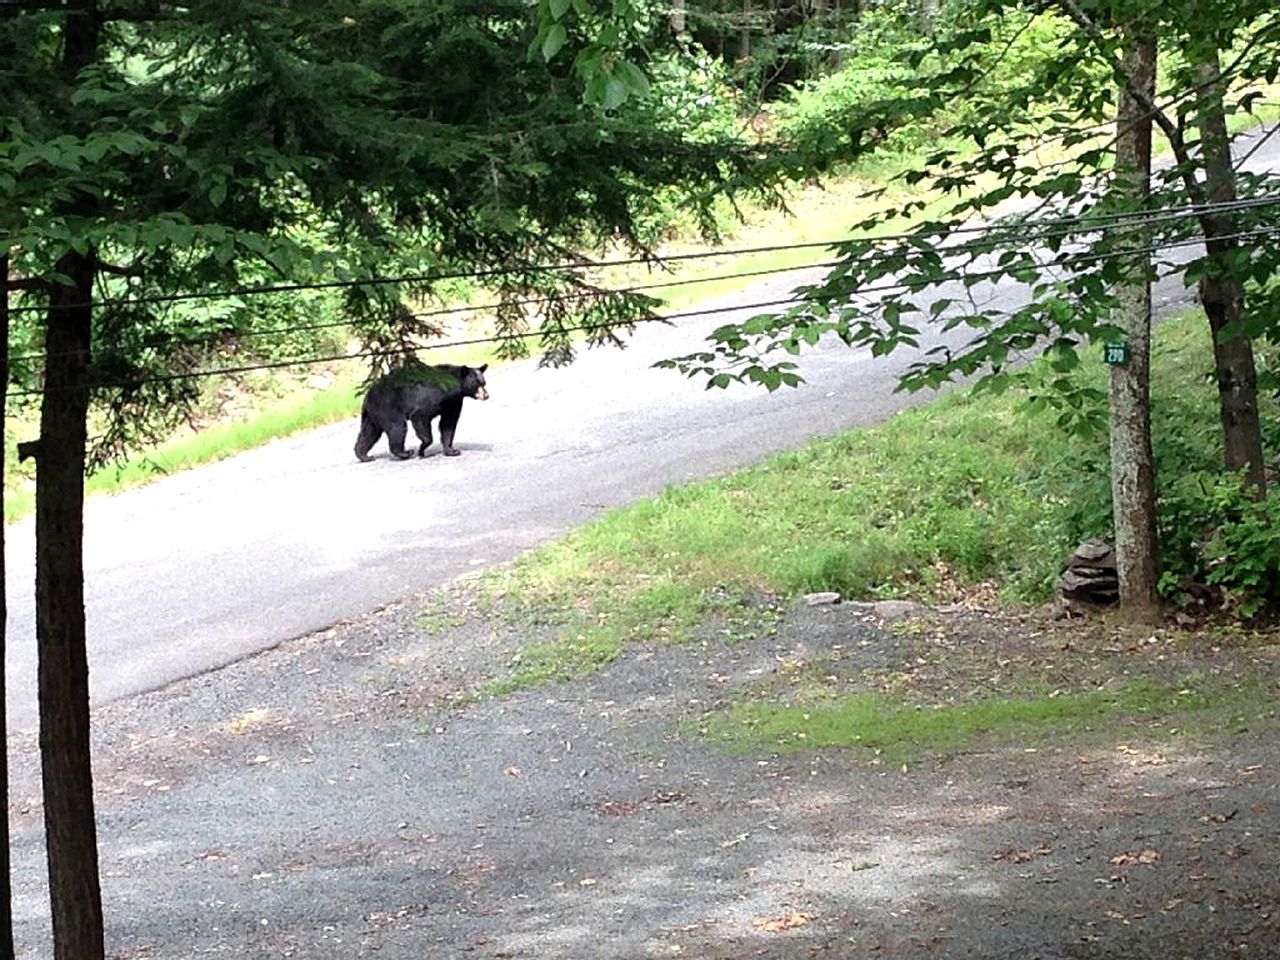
[1058,538,1119,606]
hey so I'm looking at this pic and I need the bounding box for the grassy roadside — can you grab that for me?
[440,305,1279,764]
[475,318,1224,639]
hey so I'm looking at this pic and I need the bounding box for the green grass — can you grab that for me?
[5,375,365,523]
[481,630,625,697]
[695,677,1250,764]
[470,305,1280,696]
[473,574,733,696]
[498,383,1083,610]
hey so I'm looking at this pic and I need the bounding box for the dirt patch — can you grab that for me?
[9,590,1280,959]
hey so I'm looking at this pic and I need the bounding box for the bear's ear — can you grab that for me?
[478,364,488,373]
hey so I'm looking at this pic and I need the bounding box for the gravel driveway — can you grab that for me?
[9,584,1280,959]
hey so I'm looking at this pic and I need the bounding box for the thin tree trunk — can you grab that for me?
[0,256,15,960]
[37,251,103,960]
[1108,29,1160,616]
[1193,49,1266,495]
[34,4,106,958]
[670,0,686,36]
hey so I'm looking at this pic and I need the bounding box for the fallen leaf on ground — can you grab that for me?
[600,801,640,817]
[1200,810,1237,823]
[752,912,816,933]
[1109,848,1161,866]
[992,845,1052,863]
[650,791,686,804]
[1117,745,1168,765]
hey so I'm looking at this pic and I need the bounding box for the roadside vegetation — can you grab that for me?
[475,308,1279,635]
[697,677,1241,763]
[446,306,1280,760]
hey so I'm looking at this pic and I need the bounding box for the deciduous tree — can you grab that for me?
[663,0,1280,611]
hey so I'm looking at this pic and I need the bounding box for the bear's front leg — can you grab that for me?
[440,425,461,456]
[439,404,462,456]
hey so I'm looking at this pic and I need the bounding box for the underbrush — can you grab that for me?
[470,308,1280,697]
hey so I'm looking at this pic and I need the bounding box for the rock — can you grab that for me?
[1070,538,1114,565]
[803,592,842,606]
[1059,538,1119,606]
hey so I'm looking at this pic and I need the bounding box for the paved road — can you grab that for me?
[3,278,966,732]
[5,126,1276,731]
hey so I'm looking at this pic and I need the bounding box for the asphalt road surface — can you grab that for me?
[5,126,1277,731]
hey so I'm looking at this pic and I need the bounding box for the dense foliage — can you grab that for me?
[648,0,1280,613]
[2,0,780,455]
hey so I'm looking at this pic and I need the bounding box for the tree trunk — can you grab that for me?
[1193,49,1266,495]
[670,0,686,36]
[1108,29,1160,617]
[0,257,14,960]
[37,251,104,960]
[35,5,107,959]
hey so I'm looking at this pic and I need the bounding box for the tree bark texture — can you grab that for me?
[0,257,14,960]
[37,252,104,960]
[1193,50,1266,495]
[36,5,107,959]
[670,0,686,36]
[1108,30,1161,617]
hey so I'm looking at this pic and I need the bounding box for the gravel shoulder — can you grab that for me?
[9,582,1280,959]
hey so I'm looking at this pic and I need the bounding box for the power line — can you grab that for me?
[5,256,849,368]
[7,192,1280,318]
[11,191,1280,370]
[10,220,1280,400]
[3,239,854,317]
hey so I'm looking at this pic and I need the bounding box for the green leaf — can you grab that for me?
[617,59,650,97]
[601,75,629,110]
[542,23,567,61]
[549,0,572,19]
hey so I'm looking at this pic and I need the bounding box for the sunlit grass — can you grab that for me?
[473,307,1280,695]
[696,679,1229,764]
[4,375,364,523]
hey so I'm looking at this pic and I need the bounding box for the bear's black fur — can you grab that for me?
[354,361,489,462]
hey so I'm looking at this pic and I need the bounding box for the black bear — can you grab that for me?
[354,361,489,462]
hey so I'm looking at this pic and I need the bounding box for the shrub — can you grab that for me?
[1158,471,1280,618]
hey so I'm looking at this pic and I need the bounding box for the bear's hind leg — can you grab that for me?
[354,414,383,462]
[410,413,434,458]
[386,420,414,460]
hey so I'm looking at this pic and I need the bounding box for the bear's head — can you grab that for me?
[462,364,489,401]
